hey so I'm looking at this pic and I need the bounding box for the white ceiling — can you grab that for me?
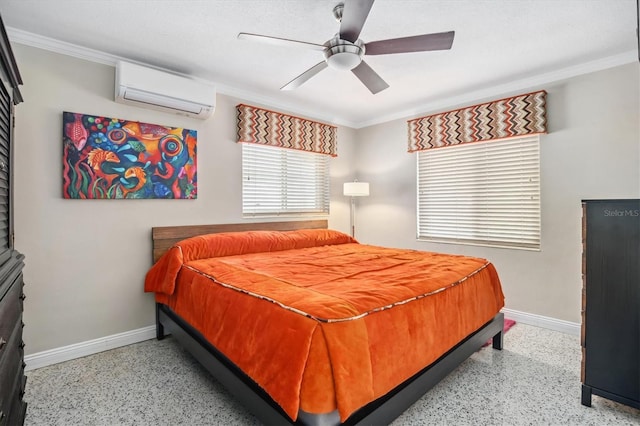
[1,0,637,128]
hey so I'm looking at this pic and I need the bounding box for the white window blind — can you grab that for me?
[417,135,540,250]
[242,143,330,216]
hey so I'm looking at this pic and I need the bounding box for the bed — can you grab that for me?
[145,220,505,425]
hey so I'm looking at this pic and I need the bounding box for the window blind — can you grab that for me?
[417,135,540,250]
[242,143,330,216]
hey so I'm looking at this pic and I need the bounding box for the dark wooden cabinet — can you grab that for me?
[581,199,640,409]
[0,13,26,426]
[0,254,26,426]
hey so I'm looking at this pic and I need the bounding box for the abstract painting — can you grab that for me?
[63,112,197,199]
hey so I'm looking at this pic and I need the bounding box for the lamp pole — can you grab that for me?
[350,196,356,238]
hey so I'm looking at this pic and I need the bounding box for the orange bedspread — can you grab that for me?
[145,229,505,421]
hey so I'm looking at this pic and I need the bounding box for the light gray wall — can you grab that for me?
[352,63,640,323]
[13,44,356,355]
[12,42,639,354]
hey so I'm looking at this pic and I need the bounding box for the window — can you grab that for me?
[417,135,540,250]
[242,143,330,216]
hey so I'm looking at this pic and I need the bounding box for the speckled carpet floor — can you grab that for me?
[24,323,640,425]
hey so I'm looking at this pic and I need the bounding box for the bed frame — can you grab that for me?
[151,220,504,426]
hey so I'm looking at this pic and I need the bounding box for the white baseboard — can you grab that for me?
[24,325,156,371]
[501,308,580,336]
[24,309,580,371]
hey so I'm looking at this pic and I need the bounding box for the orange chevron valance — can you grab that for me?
[407,90,547,152]
[236,104,337,156]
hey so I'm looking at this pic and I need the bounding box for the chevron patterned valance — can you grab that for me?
[407,90,547,152]
[236,104,337,156]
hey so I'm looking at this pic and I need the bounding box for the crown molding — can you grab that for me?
[6,26,358,128]
[7,26,636,130]
[213,81,359,128]
[355,50,638,128]
[7,26,121,66]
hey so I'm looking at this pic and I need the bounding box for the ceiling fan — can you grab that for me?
[237,0,454,94]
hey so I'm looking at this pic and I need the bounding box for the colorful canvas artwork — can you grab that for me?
[63,112,197,199]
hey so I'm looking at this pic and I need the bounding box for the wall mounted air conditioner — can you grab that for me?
[115,61,216,119]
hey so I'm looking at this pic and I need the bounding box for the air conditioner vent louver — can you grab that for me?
[115,61,216,119]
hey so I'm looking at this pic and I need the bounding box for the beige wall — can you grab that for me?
[13,42,639,354]
[352,63,640,323]
[13,44,356,355]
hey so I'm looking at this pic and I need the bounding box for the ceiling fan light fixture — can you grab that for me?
[324,38,364,70]
[240,0,455,93]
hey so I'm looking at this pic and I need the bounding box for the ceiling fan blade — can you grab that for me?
[351,60,389,94]
[238,32,325,51]
[364,31,455,55]
[281,61,328,90]
[339,0,375,43]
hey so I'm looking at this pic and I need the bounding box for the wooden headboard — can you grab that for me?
[151,219,328,263]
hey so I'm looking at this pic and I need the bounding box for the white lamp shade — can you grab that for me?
[343,182,369,197]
